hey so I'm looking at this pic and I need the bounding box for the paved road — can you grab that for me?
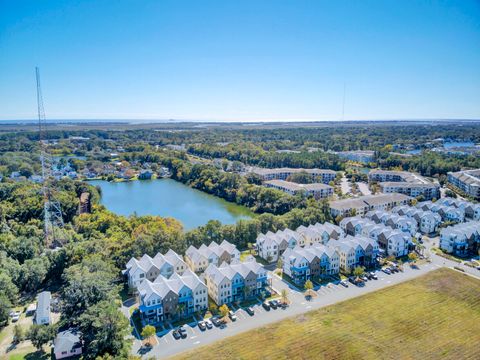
[340,175,351,195]
[357,182,371,196]
[132,255,479,359]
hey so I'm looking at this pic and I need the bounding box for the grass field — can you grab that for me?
[173,268,480,360]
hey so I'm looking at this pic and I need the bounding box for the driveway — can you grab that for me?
[132,258,473,359]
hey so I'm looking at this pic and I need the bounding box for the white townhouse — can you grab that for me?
[393,205,442,234]
[437,198,480,221]
[256,229,300,262]
[439,221,480,257]
[123,249,187,289]
[185,240,240,273]
[417,201,465,223]
[137,269,208,324]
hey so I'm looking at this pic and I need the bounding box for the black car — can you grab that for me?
[178,327,187,338]
[268,300,279,309]
[172,330,181,340]
[262,301,271,311]
[198,321,207,331]
[245,306,255,316]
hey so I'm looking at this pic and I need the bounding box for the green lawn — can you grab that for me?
[173,268,480,360]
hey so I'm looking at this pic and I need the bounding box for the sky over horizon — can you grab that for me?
[0,0,479,121]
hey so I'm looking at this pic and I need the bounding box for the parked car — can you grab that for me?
[211,317,222,327]
[198,321,207,331]
[245,306,255,316]
[204,319,213,329]
[228,310,237,321]
[361,275,369,282]
[268,300,279,309]
[382,268,392,274]
[11,314,20,322]
[178,326,187,338]
[390,266,399,273]
[339,280,349,287]
[368,272,378,280]
[172,330,181,340]
[262,301,271,311]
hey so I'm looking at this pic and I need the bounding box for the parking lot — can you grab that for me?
[132,260,451,359]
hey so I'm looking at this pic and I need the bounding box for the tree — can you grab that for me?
[281,289,289,304]
[304,279,315,298]
[408,252,418,263]
[219,304,229,318]
[13,324,25,343]
[141,325,156,346]
[79,300,131,359]
[28,324,55,350]
[0,294,12,326]
[353,266,365,278]
[276,258,283,271]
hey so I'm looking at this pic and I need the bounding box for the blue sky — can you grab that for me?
[0,0,479,121]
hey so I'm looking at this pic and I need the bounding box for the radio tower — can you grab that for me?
[36,67,65,247]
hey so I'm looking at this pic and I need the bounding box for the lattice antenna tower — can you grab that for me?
[36,67,65,247]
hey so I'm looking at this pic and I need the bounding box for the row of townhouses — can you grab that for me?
[204,257,268,306]
[447,169,480,200]
[249,167,337,184]
[436,198,480,220]
[264,180,334,199]
[416,201,465,223]
[137,269,208,324]
[123,250,188,288]
[439,221,480,257]
[329,193,412,217]
[368,170,440,200]
[256,223,343,262]
[281,235,379,285]
[365,210,418,235]
[185,240,240,273]
[340,217,412,257]
[392,206,442,234]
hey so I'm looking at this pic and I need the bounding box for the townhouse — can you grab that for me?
[439,221,480,257]
[282,245,340,285]
[185,240,240,273]
[256,228,301,262]
[137,269,208,324]
[204,258,268,306]
[368,170,440,200]
[447,169,480,199]
[340,217,411,257]
[123,250,187,289]
[392,205,442,234]
[249,167,336,184]
[416,201,465,223]
[436,198,480,221]
[329,193,412,217]
[365,210,418,235]
[264,180,334,199]
[296,222,343,246]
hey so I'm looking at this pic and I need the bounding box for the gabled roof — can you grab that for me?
[54,329,82,354]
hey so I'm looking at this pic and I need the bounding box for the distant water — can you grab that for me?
[89,179,254,230]
[443,141,474,149]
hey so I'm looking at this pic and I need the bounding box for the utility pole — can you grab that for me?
[36,67,65,247]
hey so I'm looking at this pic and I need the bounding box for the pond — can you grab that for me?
[88,179,254,230]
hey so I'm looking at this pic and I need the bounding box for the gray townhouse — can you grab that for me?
[439,221,480,257]
[392,205,442,234]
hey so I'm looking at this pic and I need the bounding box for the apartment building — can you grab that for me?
[369,170,440,200]
[250,167,336,184]
[447,169,480,199]
[137,270,208,324]
[204,258,268,306]
[123,250,187,289]
[439,221,480,257]
[329,193,412,217]
[264,180,333,199]
[185,240,240,273]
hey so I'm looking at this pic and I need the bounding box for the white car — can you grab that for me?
[11,314,20,322]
